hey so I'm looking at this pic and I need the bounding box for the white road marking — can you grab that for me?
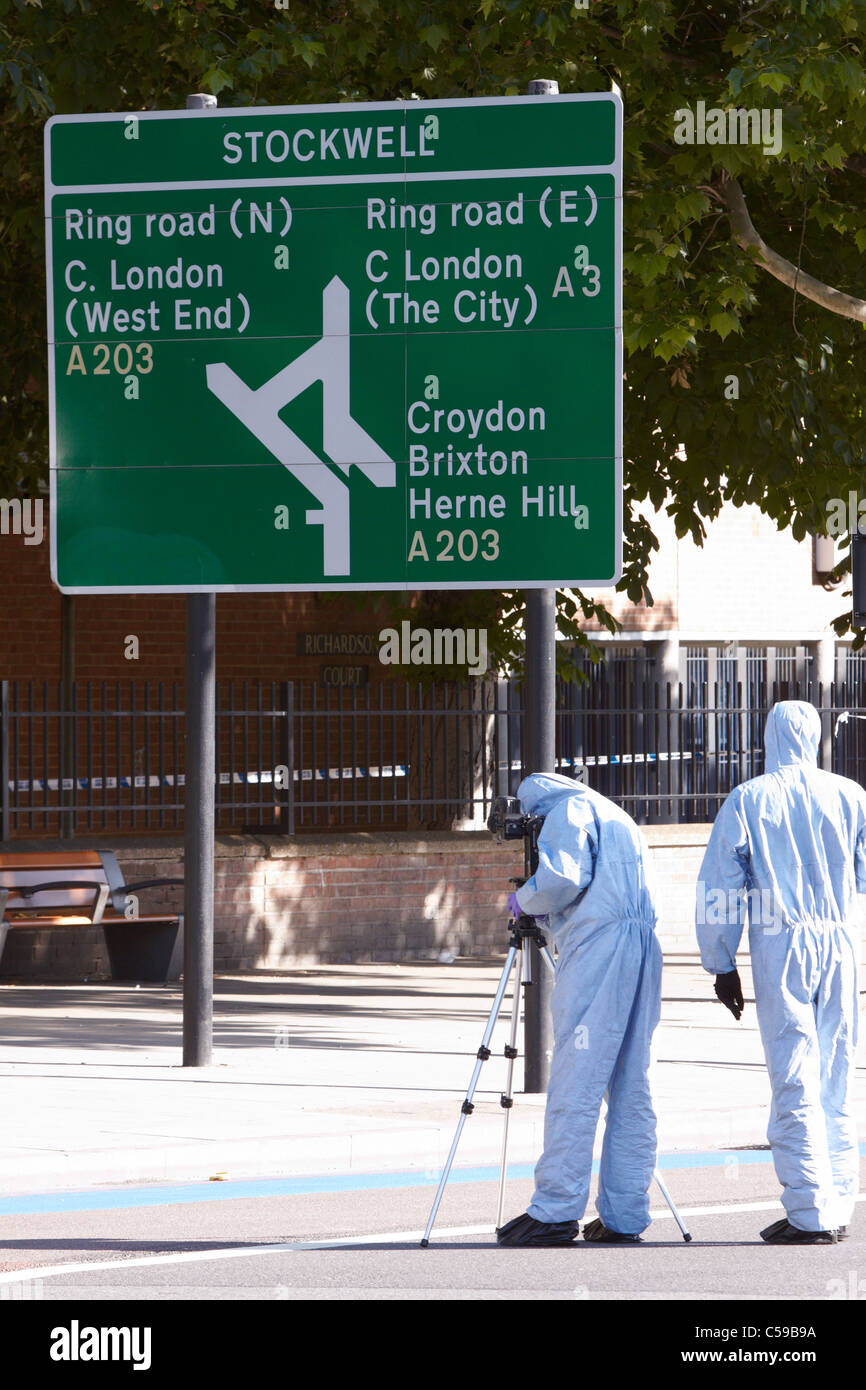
[0,1226,491,1283]
[1,1195,862,1284]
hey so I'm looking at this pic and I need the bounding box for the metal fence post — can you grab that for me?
[287,680,295,836]
[1,681,9,843]
[815,638,835,770]
[494,677,510,797]
[634,647,646,823]
[653,638,679,822]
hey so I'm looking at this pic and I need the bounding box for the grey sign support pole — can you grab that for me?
[182,93,218,1067]
[60,595,75,840]
[183,591,215,1065]
[521,78,560,1094]
[522,588,556,1093]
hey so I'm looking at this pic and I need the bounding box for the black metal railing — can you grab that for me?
[0,679,516,838]
[2,675,866,839]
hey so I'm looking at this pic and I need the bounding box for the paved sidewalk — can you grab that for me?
[0,955,862,1194]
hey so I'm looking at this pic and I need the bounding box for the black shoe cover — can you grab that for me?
[496,1213,578,1247]
[760,1218,838,1244]
[583,1217,642,1244]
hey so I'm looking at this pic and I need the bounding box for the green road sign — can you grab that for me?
[45,95,622,594]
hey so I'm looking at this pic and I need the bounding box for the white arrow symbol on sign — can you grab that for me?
[206,276,396,576]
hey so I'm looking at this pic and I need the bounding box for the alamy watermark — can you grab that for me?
[50,1321,151,1370]
[673,101,782,157]
[0,497,43,546]
[826,492,866,537]
[826,1270,866,1300]
[378,621,488,677]
[696,882,783,932]
[0,1278,43,1300]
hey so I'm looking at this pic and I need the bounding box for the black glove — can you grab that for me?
[714,969,745,1020]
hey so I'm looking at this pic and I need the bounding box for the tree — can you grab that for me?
[3,0,866,666]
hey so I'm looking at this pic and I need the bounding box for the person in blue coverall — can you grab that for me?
[697,700,866,1244]
[496,772,664,1247]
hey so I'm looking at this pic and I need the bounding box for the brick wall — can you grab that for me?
[0,922,108,980]
[0,506,390,684]
[0,826,709,979]
[643,824,710,951]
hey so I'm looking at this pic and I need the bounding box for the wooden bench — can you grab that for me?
[0,851,184,982]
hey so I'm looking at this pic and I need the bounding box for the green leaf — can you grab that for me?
[822,143,847,168]
[799,66,826,100]
[726,35,754,58]
[419,24,449,51]
[201,67,232,95]
[709,311,740,340]
[757,71,790,94]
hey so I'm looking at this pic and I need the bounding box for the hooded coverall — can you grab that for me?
[514,773,663,1235]
[697,701,866,1232]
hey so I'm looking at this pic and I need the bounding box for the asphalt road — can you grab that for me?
[1,1152,863,1304]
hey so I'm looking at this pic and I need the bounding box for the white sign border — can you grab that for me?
[45,94,622,594]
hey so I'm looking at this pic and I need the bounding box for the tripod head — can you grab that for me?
[506,913,549,952]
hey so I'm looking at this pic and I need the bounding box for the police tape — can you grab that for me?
[7,766,408,792]
[8,752,698,793]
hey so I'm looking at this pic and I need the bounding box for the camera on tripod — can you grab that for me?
[487,795,543,843]
[487,769,586,844]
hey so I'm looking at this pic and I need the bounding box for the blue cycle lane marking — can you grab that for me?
[0,1145,825,1217]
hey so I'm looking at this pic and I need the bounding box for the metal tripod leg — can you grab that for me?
[492,934,556,1230]
[420,943,520,1247]
[494,946,524,1231]
[654,1170,692,1242]
[538,942,556,973]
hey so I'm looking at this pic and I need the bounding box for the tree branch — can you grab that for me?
[721,175,866,323]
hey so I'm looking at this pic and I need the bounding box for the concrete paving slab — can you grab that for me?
[0,957,862,1194]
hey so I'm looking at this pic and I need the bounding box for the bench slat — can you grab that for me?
[0,852,103,868]
[8,914,180,929]
[0,852,183,982]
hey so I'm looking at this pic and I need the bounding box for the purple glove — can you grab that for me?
[507,891,526,920]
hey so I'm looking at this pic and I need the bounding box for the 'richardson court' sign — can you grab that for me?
[45,95,622,593]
